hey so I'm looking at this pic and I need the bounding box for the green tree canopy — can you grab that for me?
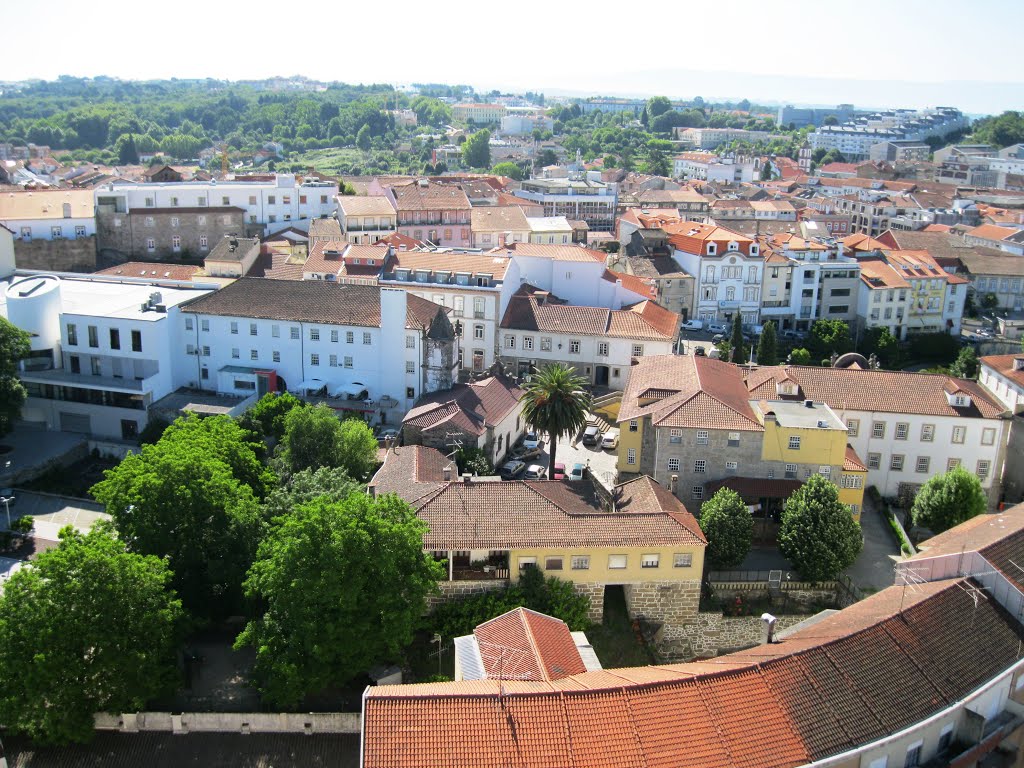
[237,391,304,442]
[491,161,524,180]
[757,321,778,366]
[0,316,31,436]
[279,404,379,480]
[462,129,491,169]
[911,465,987,534]
[520,363,591,475]
[808,319,853,361]
[858,326,900,368]
[356,124,371,152]
[779,474,862,582]
[730,314,747,363]
[699,488,754,569]
[235,493,442,707]
[949,345,979,380]
[646,96,672,118]
[973,111,1024,148]
[789,347,813,365]
[261,465,363,521]
[91,416,266,619]
[0,524,184,745]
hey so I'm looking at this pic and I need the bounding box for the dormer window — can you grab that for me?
[750,244,759,256]
[1013,357,1024,372]
[947,392,971,408]
[706,243,717,256]
[776,381,798,396]
[728,242,739,252]
[396,269,409,281]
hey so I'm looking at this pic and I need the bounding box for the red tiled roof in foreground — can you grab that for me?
[363,574,1024,767]
[474,608,587,681]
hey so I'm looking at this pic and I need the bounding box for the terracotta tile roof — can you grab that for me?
[636,188,708,206]
[307,217,342,237]
[620,208,684,229]
[622,257,692,280]
[474,608,588,681]
[386,250,511,280]
[180,277,444,330]
[377,231,428,250]
[981,354,1024,388]
[402,374,524,437]
[743,365,1005,419]
[94,262,201,281]
[841,233,889,252]
[507,242,607,263]
[470,205,530,233]
[664,221,755,256]
[370,446,704,550]
[603,269,657,300]
[966,223,1018,242]
[335,195,397,217]
[618,356,764,432]
[247,249,305,281]
[857,256,910,289]
[496,192,543,210]
[0,189,92,221]
[958,248,1024,276]
[843,445,867,472]
[366,577,1024,768]
[912,504,1024,590]
[390,181,471,212]
[500,285,677,341]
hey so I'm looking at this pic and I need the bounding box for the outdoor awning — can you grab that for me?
[297,378,326,393]
[332,381,368,398]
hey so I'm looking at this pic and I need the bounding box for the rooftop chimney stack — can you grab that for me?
[761,613,778,644]
[443,465,452,482]
[462,473,472,484]
[670,474,679,494]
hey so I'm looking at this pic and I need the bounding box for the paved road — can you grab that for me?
[843,496,903,593]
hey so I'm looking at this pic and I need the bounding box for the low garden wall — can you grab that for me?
[95,711,360,734]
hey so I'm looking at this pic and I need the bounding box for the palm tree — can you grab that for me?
[519,364,592,477]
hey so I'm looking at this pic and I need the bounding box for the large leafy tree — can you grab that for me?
[462,129,491,169]
[235,493,442,708]
[0,524,184,745]
[280,404,378,480]
[520,363,591,475]
[730,313,747,363]
[261,466,362,520]
[949,346,979,380]
[757,321,778,366]
[911,465,987,534]
[91,416,266,619]
[700,488,754,569]
[0,316,31,436]
[808,319,853,362]
[238,391,303,442]
[779,474,862,582]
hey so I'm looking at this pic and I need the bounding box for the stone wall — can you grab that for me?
[15,236,97,272]
[95,711,360,734]
[709,582,839,613]
[427,579,508,608]
[623,580,701,654]
[660,612,807,661]
[573,582,605,623]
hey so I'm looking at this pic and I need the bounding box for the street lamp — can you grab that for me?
[0,496,11,530]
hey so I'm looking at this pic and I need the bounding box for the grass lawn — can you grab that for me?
[587,586,655,668]
[291,147,366,174]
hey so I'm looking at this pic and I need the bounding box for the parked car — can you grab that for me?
[376,427,400,441]
[512,444,542,461]
[521,431,541,450]
[553,462,566,480]
[708,348,722,359]
[693,345,707,357]
[499,460,526,479]
[712,333,726,344]
[582,425,602,445]
[601,430,619,450]
[781,329,805,340]
[524,464,547,480]
[568,463,585,481]
[680,319,704,331]
[707,322,728,334]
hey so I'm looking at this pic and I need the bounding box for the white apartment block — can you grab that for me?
[672,153,755,183]
[0,189,96,242]
[4,274,214,440]
[95,174,339,236]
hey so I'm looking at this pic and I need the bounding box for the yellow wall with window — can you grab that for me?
[617,416,644,473]
[838,469,867,522]
[761,420,847,468]
[510,545,705,584]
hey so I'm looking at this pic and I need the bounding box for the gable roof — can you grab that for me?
[470,205,530,233]
[180,277,444,330]
[473,608,588,681]
[363,574,1024,768]
[506,242,606,262]
[402,374,524,437]
[980,354,1024,388]
[618,356,763,432]
[335,195,396,217]
[370,446,704,551]
[664,221,754,255]
[966,223,1019,242]
[744,364,1005,419]
[0,189,94,220]
[94,262,202,281]
[500,285,678,341]
[390,181,471,212]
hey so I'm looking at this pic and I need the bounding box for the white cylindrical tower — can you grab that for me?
[5,274,63,353]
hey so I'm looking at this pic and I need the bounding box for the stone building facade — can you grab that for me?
[96,206,246,260]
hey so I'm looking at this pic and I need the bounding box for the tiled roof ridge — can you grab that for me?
[520,610,554,682]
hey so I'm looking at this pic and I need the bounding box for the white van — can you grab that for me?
[681,319,704,331]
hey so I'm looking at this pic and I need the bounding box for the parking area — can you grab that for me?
[2,490,109,541]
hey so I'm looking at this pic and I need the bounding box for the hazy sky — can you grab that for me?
[6,0,1023,115]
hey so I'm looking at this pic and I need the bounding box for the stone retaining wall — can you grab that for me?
[427,579,508,608]
[573,582,606,623]
[709,582,839,613]
[95,711,360,734]
[659,612,807,661]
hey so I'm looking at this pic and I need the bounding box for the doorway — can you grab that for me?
[595,365,610,387]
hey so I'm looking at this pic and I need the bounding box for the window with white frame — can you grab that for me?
[947,457,960,471]
[785,463,797,478]
[598,342,609,356]
[895,422,909,440]
[674,553,693,568]
[641,554,660,569]
[569,340,580,354]
[867,453,881,470]
[819,466,830,478]
[977,460,991,479]
[788,436,801,450]
[310,328,320,341]
[727,432,740,447]
[872,421,885,439]
[571,556,590,570]
[540,337,552,351]
[406,335,415,349]
[346,331,354,343]
[916,456,930,473]
[921,424,935,442]
[405,361,415,373]
[290,327,300,340]
[692,486,704,500]
[627,448,636,465]
[726,461,738,471]
[904,741,922,768]
[544,557,563,571]
[310,354,319,366]
[667,458,680,472]
[629,419,638,432]
[952,426,965,444]
[344,356,353,368]
[184,317,194,331]
[363,332,371,345]
[231,347,239,359]
[505,335,516,349]
[982,427,996,446]
[693,459,706,473]
[841,474,863,489]
[669,429,682,444]
[608,555,627,569]
[632,344,643,357]
[329,354,338,367]
[518,556,536,570]
[696,430,709,445]
[890,454,904,471]
[523,336,534,351]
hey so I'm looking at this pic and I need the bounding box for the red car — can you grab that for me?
[553,462,566,480]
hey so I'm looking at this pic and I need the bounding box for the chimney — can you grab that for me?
[803,399,814,408]
[761,613,777,644]
[1014,357,1024,372]
[443,465,452,482]
[462,473,472,484]
[670,474,679,494]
